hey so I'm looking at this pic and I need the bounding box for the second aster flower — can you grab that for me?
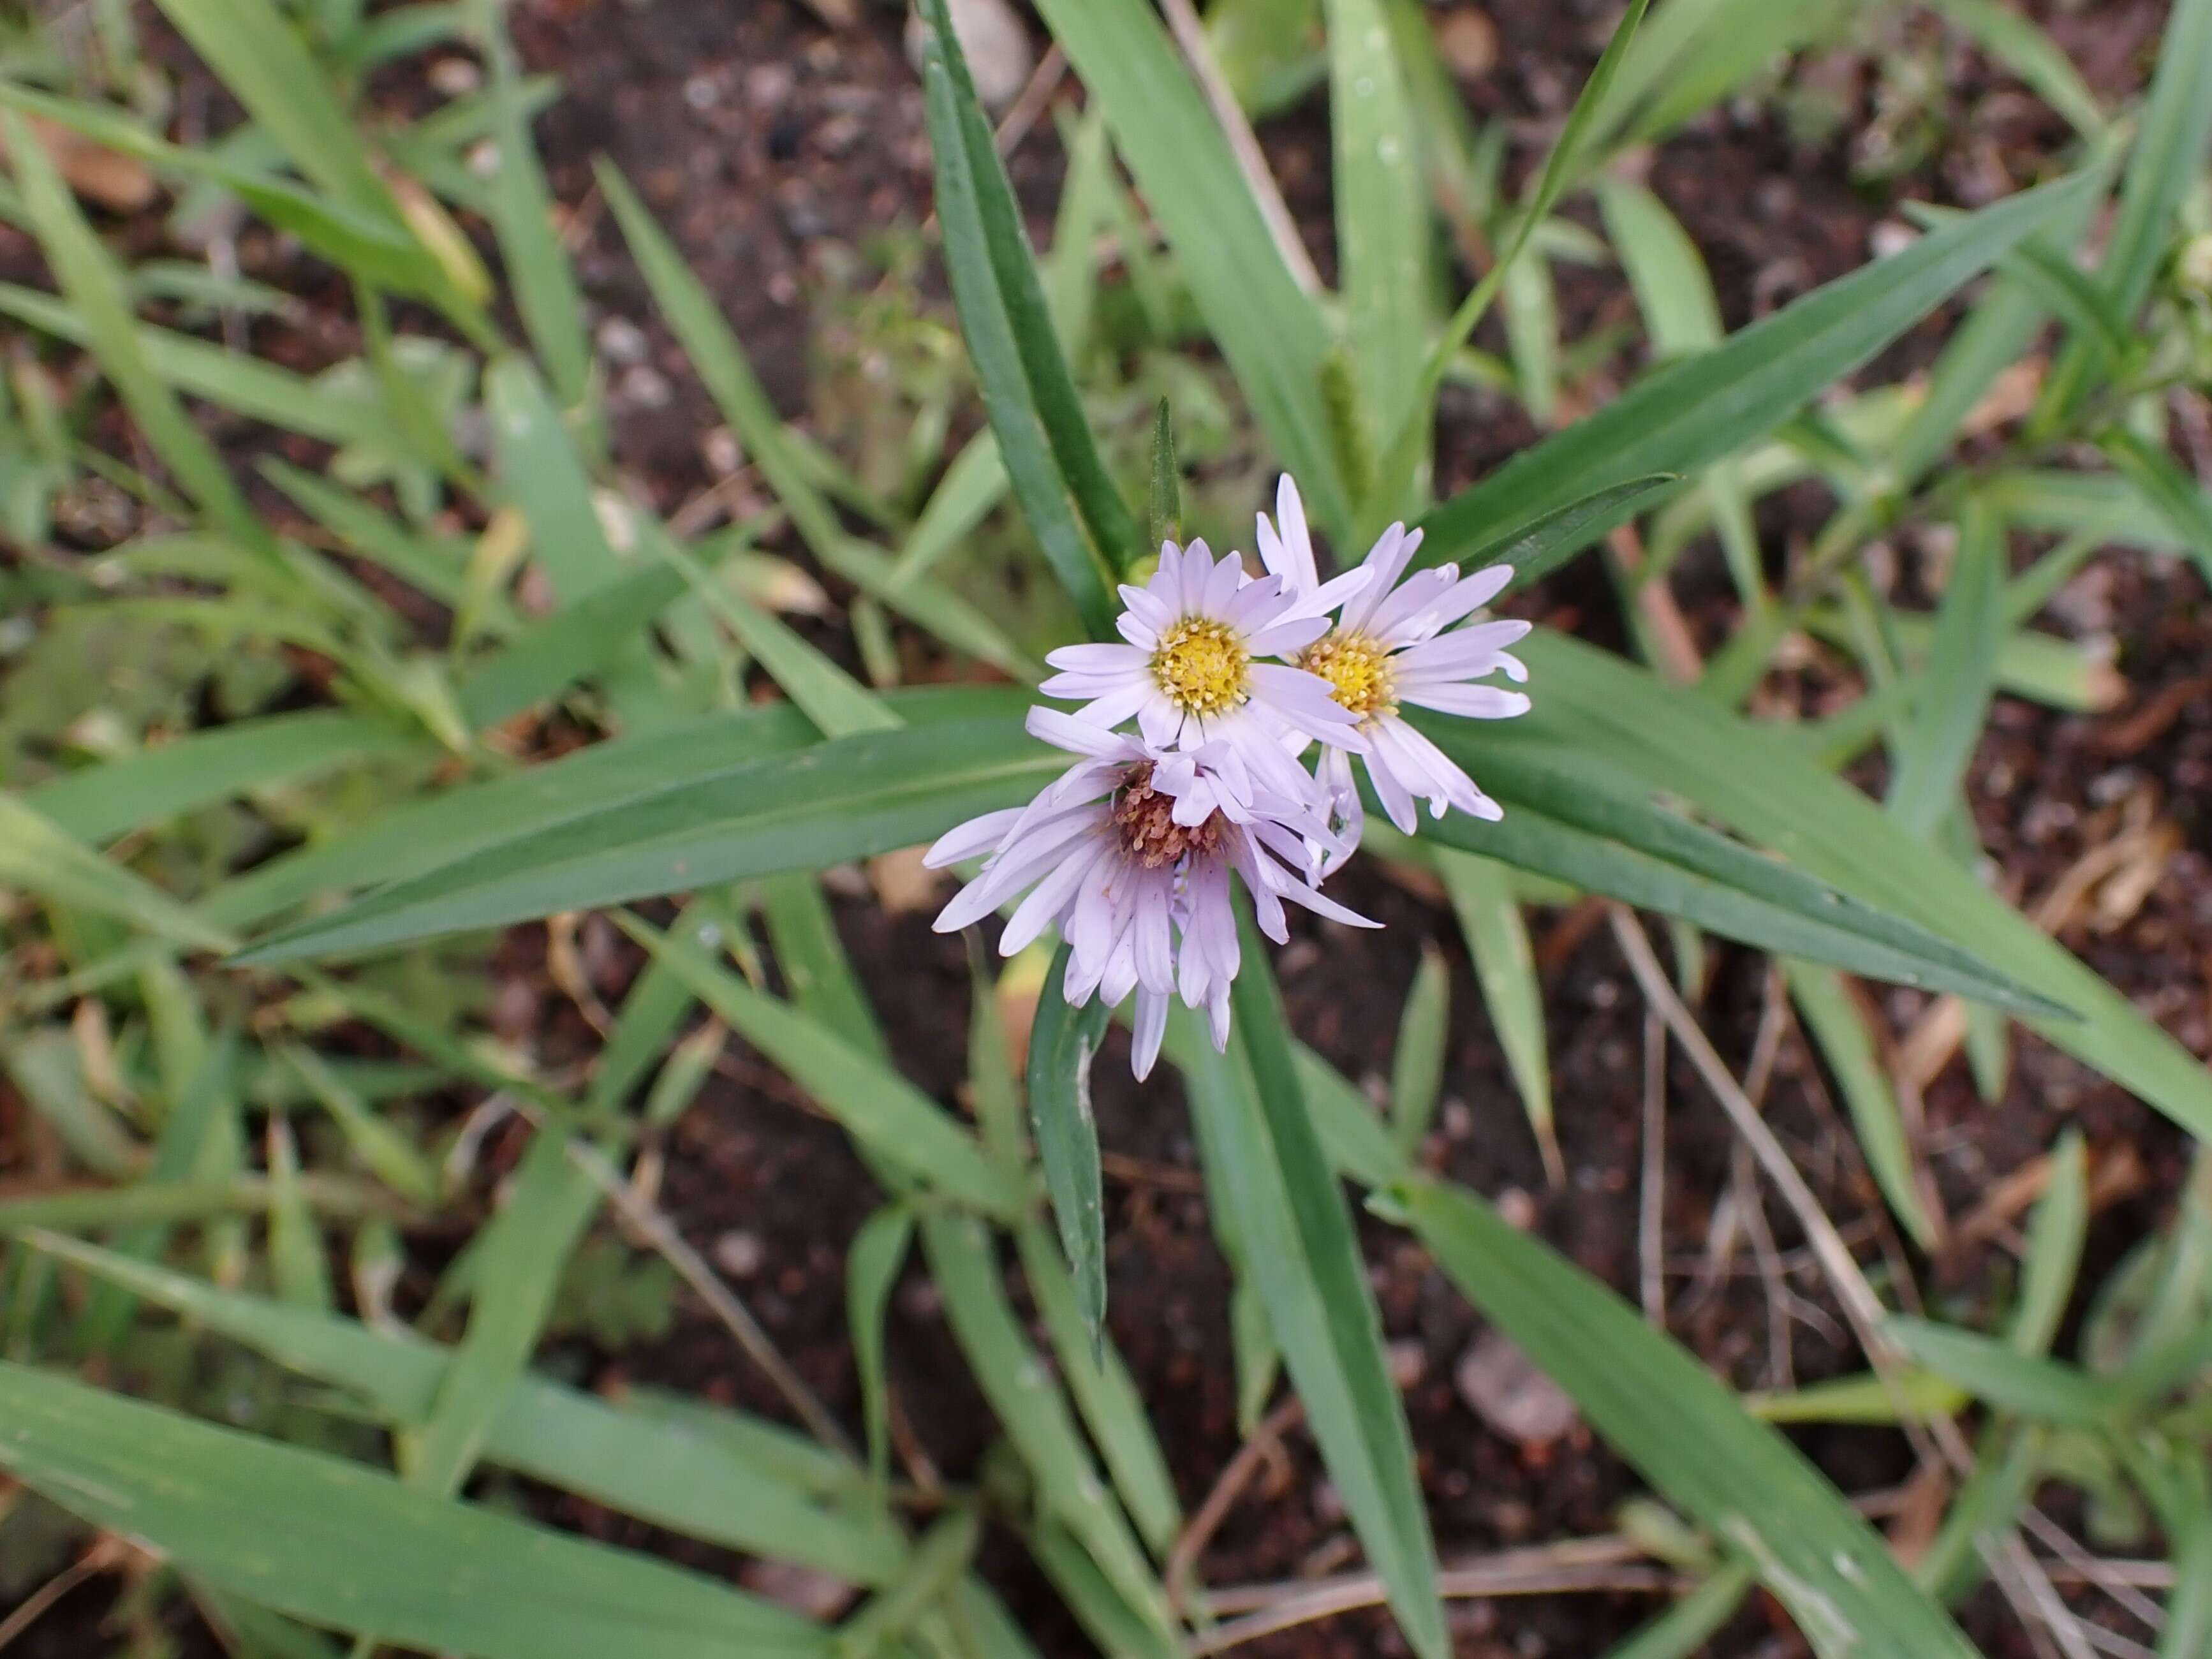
[1257,475,1533,867]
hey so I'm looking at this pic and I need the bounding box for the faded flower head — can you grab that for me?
[927,709,1371,1078]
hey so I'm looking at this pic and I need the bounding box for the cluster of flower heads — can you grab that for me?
[928,475,1532,1077]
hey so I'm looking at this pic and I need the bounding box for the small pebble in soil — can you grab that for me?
[1457,1330,1579,1449]
[712,1230,765,1278]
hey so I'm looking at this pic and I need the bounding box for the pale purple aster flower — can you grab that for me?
[925,707,1375,1078]
[1038,540,1369,808]
[1257,475,1533,869]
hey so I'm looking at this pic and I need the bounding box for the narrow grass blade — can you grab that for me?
[1884,1317,2116,1427]
[1012,1218,1183,1559]
[1785,964,1939,1250]
[1462,474,1677,587]
[0,796,233,951]
[0,284,418,456]
[1517,629,2212,1134]
[24,710,420,844]
[408,1133,595,1497]
[473,5,591,409]
[1325,0,1427,453]
[483,357,624,603]
[1417,168,2099,570]
[846,1202,913,1488]
[1026,941,1112,1345]
[1190,922,1448,1659]
[1411,729,2065,1015]
[2091,0,2212,325]
[1401,1178,1986,1658]
[202,688,1006,941]
[920,0,1131,621]
[594,161,1033,675]
[283,1046,441,1207]
[619,915,1027,1219]
[1387,940,1450,1156]
[2102,428,2212,587]
[917,1211,1177,1643]
[1370,0,1649,517]
[234,710,1051,964]
[2010,1130,2088,1355]
[1026,1521,1181,1659]
[1028,0,1348,531]
[890,431,1006,587]
[0,1361,830,1658]
[147,0,394,217]
[22,1231,903,1580]
[1146,399,1179,555]
[3,111,265,551]
[1436,848,1555,1177]
[1598,1562,1756,1659]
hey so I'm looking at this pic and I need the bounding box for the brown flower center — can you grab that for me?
[1111,763,1225,869]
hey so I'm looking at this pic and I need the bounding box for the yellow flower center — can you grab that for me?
[1303,632,1396,720]
[1151,618,1250,718]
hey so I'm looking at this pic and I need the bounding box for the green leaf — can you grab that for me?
[1387,940,1450,1156]
[846,1202,914,1489]
[1884,1316,2118,1427]
[1186,922,1447,1659]
[916,1211,1176,1643]
[1370,0,1649,517]
[1411,721,2067,1016]
[1029,0,1348,531]
[148,0,395,218]
[919,0,1132,623]
[0,1360,830,1658]
[1025,942,1114,1347]
[1401,1179,1985,1658]
[2010,1130,2088,1355]
[1785,964,1939,1250]
[1468,473,1679,588]
[2093,0,2212,325]
[0,795,234,951]
[24,710,420,844]
[1598,181,1724,357]
[2,110,266,552]
[473,4,592,410]
[2102,427,2212,587]
[1417,167,2100,570]
[1325,0,1428,454]
[1929,0,2102,135]
[22,1230,902,1579]
[618,915,1028,1220]
[233,703,1052,964]
[594,162,1036,681]
[0,284,417,455]
[642,519,897,738]
[408,1133,596,1497]
[1519,630,2212,1139]
[1435,848,1556,1179]
[1146,399,1179,556]
[483,357,626,604]
[1012,1218,1183,1559]
[1598,1563,1756,1659]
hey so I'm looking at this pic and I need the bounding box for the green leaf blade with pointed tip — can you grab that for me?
[0,1360,829,1659]
[1401,1179,1984,1659]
